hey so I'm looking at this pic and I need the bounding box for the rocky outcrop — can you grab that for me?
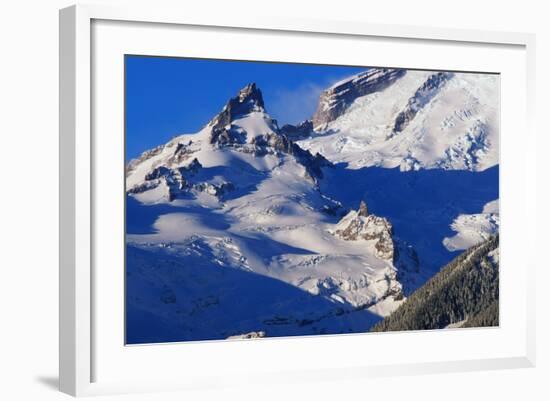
[209,83,265,130]
[128,158,205,201]
[126,144,165,177]
[358,200,369,217]
[334,202,420,286]
[279,120,313,141]
[193,181,235,198]
[391,72,453,136]
[251,131,293,154]
[209,83,267,146]
[226,331,266,340]
[165,140,198,166]
[248,130,331,183]
[207,83,332,183]
[312,68,406,128]
[131,156,235,201]
[127,82,334,202]
[334,201,394,260]
[209,127,247,147]
[290,144,332,184]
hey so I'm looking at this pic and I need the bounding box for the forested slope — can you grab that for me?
[371,235,499,332]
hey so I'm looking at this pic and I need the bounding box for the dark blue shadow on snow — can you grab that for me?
[126,195,232,235]
[126,158,270,235]
[126,245,379,344]
[233,232,316,259]
[191,161,269,202]
[321,164,499,271]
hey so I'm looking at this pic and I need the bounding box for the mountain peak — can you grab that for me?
[208,82,266,136]
[312,68,406,129]
[237,82,264,109]
[358,200,369,217]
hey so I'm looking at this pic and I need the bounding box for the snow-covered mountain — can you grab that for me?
[126,68,499,343]
[126,82,422,343]
[300,68,499,171]
[296,68,499,271]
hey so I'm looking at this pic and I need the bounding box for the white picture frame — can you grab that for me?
[59,3,536,397]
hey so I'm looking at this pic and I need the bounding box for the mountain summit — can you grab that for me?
[312,68,406,129]
[208,82,266,132]
[125,67,498,343]
[236,82,265,109]
[302,68,499,172]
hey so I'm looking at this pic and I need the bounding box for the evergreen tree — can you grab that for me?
[371,235,499,332]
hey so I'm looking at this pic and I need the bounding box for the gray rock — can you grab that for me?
[390,72,453,137]
[168,141,198,165]
[279,120,313,141]
[208,83,266,143]
[126,144,165,176]
[128,158,203,200]
[358,200,369,217]
[312,68,406,128]
[335,210,395,260]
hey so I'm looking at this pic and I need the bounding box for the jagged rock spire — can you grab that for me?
[208,82,265,131]
[237,83,264,109]
[358,200,369,217]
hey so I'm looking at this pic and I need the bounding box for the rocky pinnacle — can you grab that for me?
[358,200,369,217]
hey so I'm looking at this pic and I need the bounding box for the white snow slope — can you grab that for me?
[443,200,500,252]
[126,69,499,344]
[300,70,499,172]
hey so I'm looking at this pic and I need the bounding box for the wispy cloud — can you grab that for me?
[267,82,325,126]
[266,71,362,126]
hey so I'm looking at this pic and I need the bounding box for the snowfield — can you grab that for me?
[300,70,499,171]
[125,69,499,343]
[443,200,500,252]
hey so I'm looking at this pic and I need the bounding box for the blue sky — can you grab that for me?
[125,56,366,159]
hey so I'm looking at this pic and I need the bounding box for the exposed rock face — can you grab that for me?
[251,131,293,154]
[126,83,334,202]
[254,132,332,183]
[358,200,369,217]
[206,83,332,184]
[127,158,207,201]
[193,181,235,198]
[167,141,198,166]
[181,157,202,173]
[334,202,394,260]
[391,72,453,136]
[209,83,268,145]
[312,68,406,129]
[126,144,165,177]
[226,331,266,340]
[334,202,421,290]
[209,83,265,129]
[279,120,313,141]
[289,144,332,184]
[209,127,247,147]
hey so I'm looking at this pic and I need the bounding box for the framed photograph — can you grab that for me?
[59,4,536,396]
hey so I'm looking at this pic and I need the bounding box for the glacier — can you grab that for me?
[125,67,499,344]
